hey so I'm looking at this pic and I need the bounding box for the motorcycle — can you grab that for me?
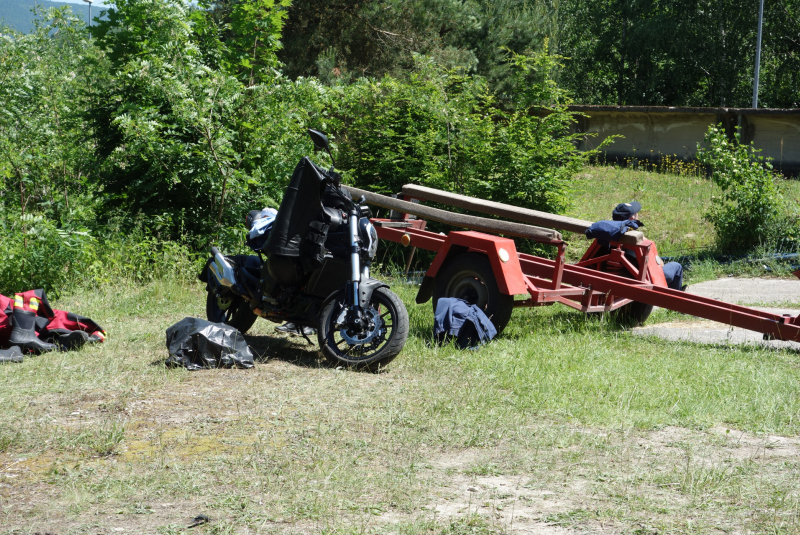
[200,129,409,369]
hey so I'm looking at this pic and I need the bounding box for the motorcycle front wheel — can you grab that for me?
[318,287,409,370]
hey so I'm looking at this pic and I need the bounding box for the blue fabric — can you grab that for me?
[585,219,643,243]
[246,209,277,251]
[662,261,683,290]
[434,297,497,349]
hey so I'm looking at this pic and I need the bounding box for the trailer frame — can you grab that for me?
[343,185,800,343]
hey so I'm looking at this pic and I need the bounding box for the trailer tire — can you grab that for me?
[433,252,514,335]
[610,300,653,327]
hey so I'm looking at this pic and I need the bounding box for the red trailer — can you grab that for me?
[344,184,800,342]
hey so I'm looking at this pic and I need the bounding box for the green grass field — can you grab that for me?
[566,165,800,255]
[2,169,800,534]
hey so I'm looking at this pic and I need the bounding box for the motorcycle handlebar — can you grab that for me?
[211,246,221,257]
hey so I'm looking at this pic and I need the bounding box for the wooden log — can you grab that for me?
[401,184,643,245]
[343,185,563,243]
[401,184,593,234]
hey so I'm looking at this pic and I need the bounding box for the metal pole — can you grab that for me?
[83,0,94,28]
[752,0,765,108]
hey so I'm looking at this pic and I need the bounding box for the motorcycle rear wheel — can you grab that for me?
[206,292,258,334]
[318,287,408,370]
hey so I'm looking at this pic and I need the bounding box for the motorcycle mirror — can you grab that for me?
[308,128,337,169]
[308,129,329,151]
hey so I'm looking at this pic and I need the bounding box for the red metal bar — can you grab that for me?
[374,223,446,253]
[518,253,800,342]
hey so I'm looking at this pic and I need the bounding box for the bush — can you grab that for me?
[696,125,796,253]
[0,213,202,297]
[334,48,595,216]
[0,216,95,296]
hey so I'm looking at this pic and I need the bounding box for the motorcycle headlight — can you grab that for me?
[359,218,379,259]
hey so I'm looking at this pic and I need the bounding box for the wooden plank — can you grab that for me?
[343,185,563,243]
[620,230,643,245]
[401,184,593,234]
[401,184,644,244]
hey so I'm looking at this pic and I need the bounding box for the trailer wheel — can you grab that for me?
[610,300,653,327]
[584,248,654,327]
[433,253,514,335]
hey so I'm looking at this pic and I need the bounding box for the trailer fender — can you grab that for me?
[415,231,528,304]
[416,275,437,304]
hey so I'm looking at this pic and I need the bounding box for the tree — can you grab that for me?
[333,48,595,216]
[0,7,94,223]
[557,0,800,108]
[86,0,323,245]
[278,0,557,93]
[0,6,99,292]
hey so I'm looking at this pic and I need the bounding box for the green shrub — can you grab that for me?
[0,216,95,296]
[334,48,595,216]
[0,214,201,296]
[696,125,796,253]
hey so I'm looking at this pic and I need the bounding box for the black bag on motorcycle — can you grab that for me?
[265,157,331,277]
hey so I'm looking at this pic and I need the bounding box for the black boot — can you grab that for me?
[276,322,316,337]
[9,309,56,353]
[0,346,23,364]
[47,330,90,350]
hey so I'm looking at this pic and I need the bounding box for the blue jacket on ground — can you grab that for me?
[434,297,497,349]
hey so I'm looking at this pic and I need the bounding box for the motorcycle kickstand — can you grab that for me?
[301,330,314,346]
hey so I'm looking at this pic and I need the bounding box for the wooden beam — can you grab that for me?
[342,186,563,243]
[401,184,593,235]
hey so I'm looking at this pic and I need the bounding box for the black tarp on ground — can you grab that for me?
[165,317,254,370]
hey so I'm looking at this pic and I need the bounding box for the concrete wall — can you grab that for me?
[569,106,800,175]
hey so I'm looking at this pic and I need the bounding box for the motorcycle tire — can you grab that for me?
[318,287,409,370]
[206,292,258,334]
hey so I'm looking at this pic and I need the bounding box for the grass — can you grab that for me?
[564,165,800,280]
[2,167,800,533]
[1,275,800,534]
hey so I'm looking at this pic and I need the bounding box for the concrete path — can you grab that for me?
[632,277,800,349]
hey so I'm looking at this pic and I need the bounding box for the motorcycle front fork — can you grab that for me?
[349,211,361,308]
[339,209,370,328]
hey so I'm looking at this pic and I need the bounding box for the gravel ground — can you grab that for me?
[633,277,800,349]
[684,276,800,305]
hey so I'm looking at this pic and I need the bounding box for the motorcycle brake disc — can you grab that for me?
[340,308,383,345]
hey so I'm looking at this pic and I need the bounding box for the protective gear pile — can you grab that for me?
[0,289,106,363]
